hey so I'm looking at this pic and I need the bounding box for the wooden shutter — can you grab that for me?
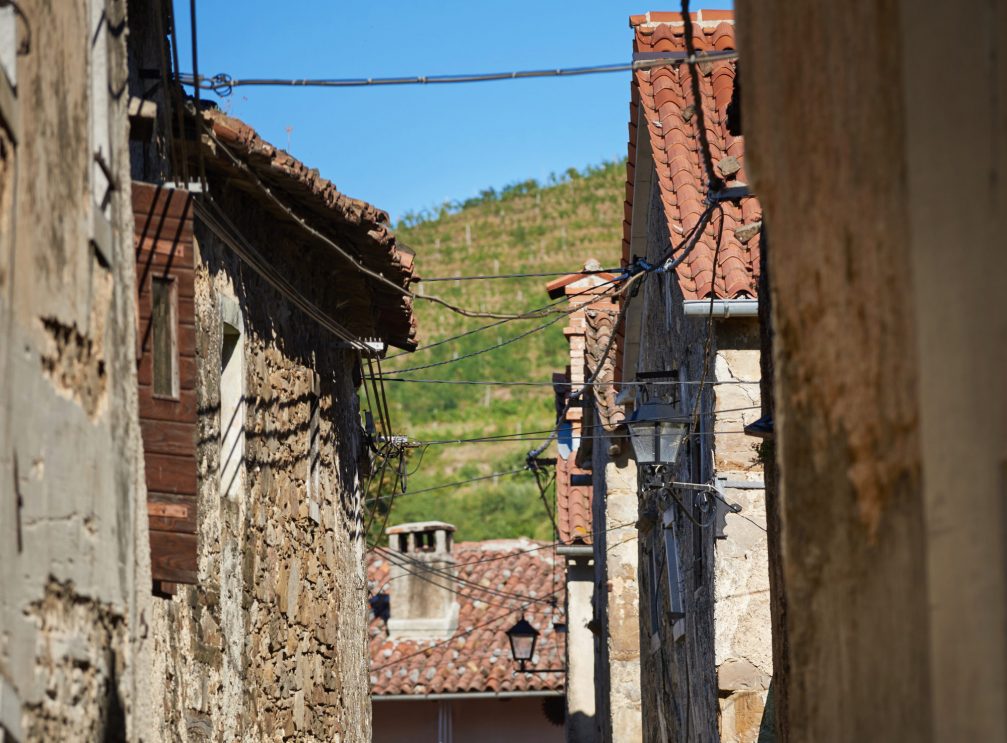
[132,181,198,587]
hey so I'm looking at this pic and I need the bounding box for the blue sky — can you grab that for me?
[173,1,731,223]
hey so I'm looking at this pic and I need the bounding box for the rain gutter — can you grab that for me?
[372,689,564,702]
[682,299,758,317]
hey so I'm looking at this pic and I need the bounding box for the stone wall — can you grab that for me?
[711,329,770,743]
[148,187,371,741]
[736,0,1007,740]
[0,1,156,740]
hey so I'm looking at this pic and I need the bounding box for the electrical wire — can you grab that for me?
[368,519,635,569]
[383,280,623,374]
[406,406,760,447]
[382,310,568,376]
[384,275,625,361]
[201,123,573,324]
[373,545,559,606]
[414,429,756,446]
[417,268,622,282]
[370,596,562,673]
[684,206,725,449]
[367,467,529,503]
[531,468,559,538]
[165,0,190,187]
[378,377,755,388]
[372,552,553,612]
[178,52,739,96]
[710,489,767,534]
[665,487,716,529]
[196,198,369,350]
[680,0,724,195]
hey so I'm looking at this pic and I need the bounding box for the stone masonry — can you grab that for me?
[147,187,373,741]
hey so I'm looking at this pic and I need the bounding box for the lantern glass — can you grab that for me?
[627,402,688,466]
[657,418,688,464]
[506,618,539,663]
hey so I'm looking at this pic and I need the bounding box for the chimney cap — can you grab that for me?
[386,521,456,535]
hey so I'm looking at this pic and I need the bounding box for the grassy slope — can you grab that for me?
[377,160,625,541]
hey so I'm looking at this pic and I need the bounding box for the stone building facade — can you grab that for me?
[588,10,771,743]
[736,1,1006,741]
[134,111,417,741]
[0,1,160,740]
[0,4,418,739]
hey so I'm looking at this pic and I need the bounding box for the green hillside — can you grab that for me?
[374,160,625,542]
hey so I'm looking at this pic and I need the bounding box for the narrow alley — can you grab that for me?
[0,2,1003,742]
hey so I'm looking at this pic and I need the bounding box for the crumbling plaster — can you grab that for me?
[0,1,157,740]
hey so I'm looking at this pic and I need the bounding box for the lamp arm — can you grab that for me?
[667,482,743,514]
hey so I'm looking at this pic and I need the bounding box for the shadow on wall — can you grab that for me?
[192,209,371,544]
[566,710,598,741]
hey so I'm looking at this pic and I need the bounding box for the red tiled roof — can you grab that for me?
[545,269,625,544]
[624,10,762,300]
[368,540,565,696]
[197,110,418,350]
[556,454,592,545]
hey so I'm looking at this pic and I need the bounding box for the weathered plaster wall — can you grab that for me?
[148,189,371,741]
[712,332,771,743]
[589,411,643,743]
[564,557,597,741]
[733,0,1007,739]
[0,1,156,739]
[603,453,642,743]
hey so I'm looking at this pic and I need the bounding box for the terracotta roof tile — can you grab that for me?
[624,11,761,301]
[196,109,418,350]
[368,540,565,696]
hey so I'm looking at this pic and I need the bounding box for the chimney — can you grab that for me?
[385,521,459,640]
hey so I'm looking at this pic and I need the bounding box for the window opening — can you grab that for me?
[306,371,321,523]
[219,321,244,500]
[151,277,177,398]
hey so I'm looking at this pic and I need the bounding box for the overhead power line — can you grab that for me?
[417,268,622,283]
[377,377,755,388]
[177,52,739,96]
[382,282,623,376]
[368,467,530,503]
[200,124,602,325]
[373,545,558,606]
[385,275,625,361]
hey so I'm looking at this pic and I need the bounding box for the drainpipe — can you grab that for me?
[682,299,758,317]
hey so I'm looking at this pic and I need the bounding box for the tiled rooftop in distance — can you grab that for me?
[368,539,565,696]
[625,10,762,300]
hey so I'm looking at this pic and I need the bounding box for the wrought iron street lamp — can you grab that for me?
[625,401,689,467]
[506,617,564,674]
[506,617,538,670]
